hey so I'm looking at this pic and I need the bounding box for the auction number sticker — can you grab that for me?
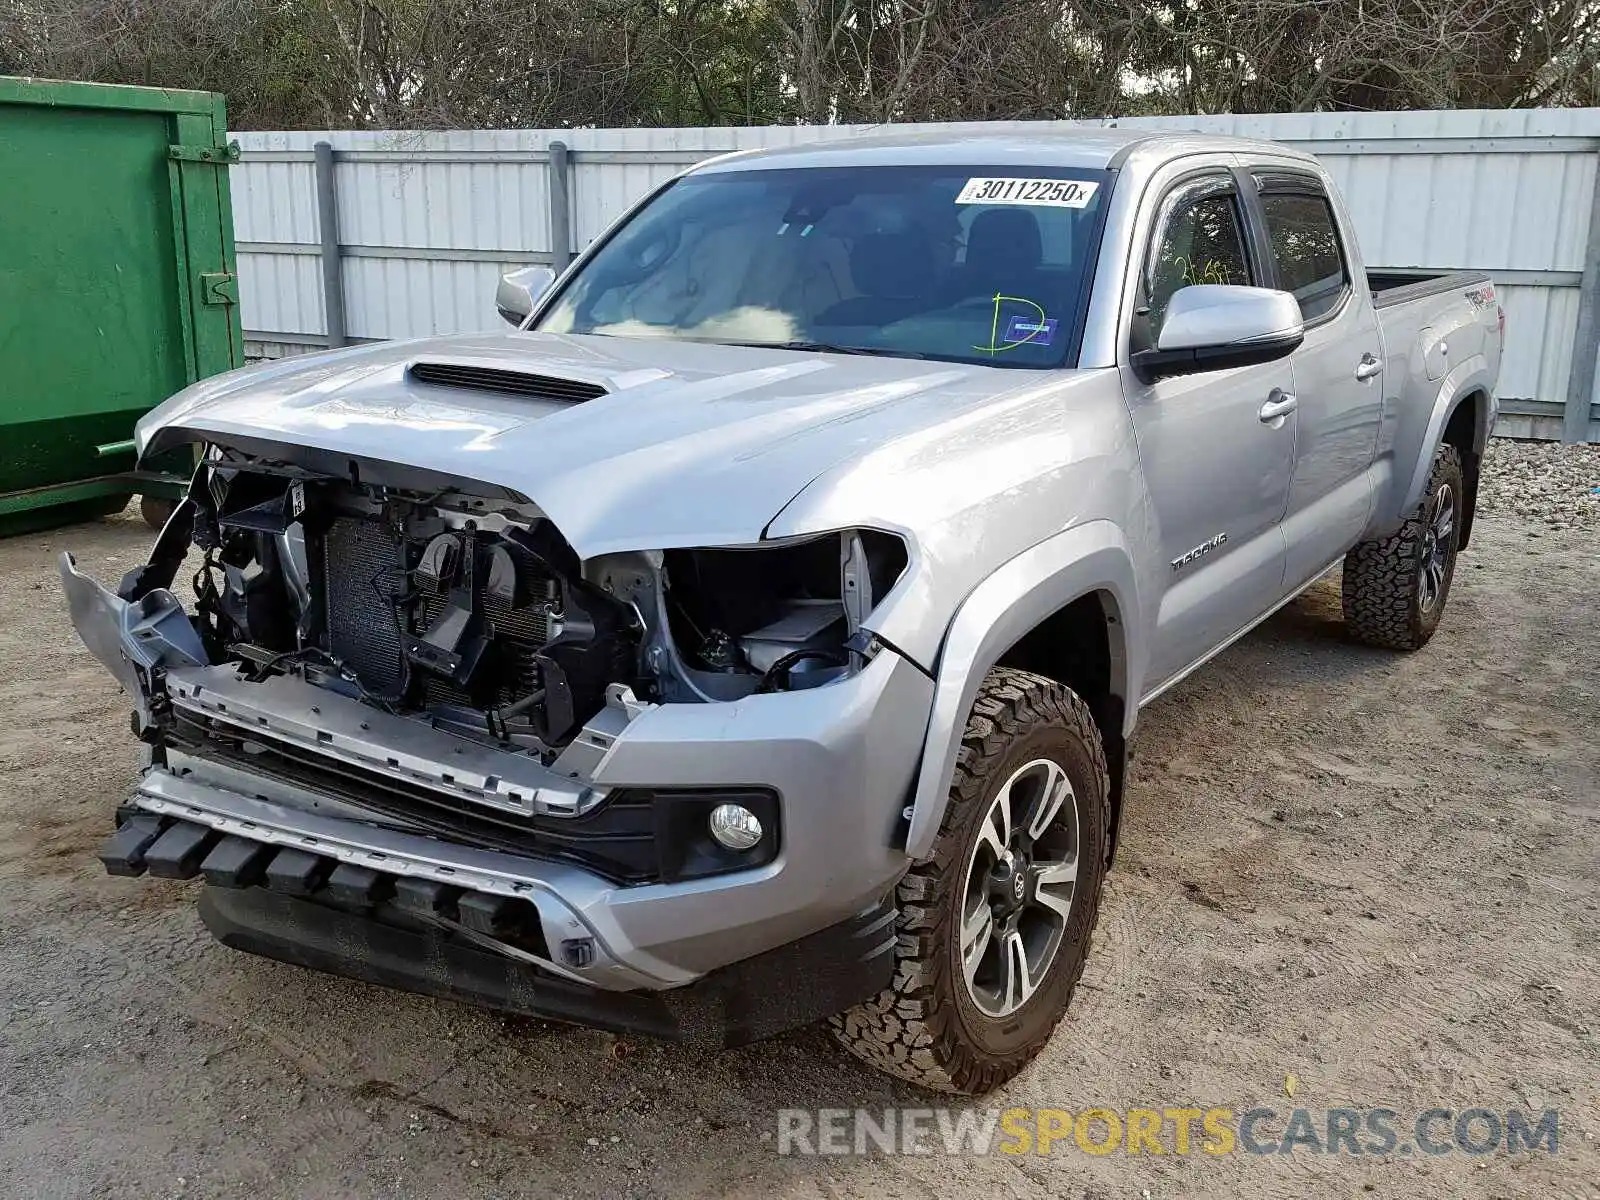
[956,177,1099,208]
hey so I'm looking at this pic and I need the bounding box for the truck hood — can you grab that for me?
[140,331,1074,557]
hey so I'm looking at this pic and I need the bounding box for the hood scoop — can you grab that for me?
[408,361,608,403]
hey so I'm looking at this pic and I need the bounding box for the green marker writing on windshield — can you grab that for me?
[975,293,1051,354]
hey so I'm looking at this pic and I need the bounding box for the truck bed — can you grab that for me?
[1367,269,1492,310]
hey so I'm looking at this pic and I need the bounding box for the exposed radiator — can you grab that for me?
[322,516,409,695]
[321,516,555,709]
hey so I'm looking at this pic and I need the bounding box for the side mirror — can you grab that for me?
[1132,285,1304,381]
[496,265,557,327]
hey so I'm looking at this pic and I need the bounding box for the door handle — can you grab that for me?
[1355,354,1384,381]
[1259,390,1297,423]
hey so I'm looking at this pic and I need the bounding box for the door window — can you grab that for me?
[1141,181,1253,342]
[1259,190,1349,321]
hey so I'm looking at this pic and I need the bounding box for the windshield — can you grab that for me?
[537,164,1112,368]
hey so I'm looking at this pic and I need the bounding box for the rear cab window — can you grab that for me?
[1253,174,1351,322]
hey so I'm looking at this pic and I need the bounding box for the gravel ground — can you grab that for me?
[1476,438,1600,529]
[1,441,1596,1199]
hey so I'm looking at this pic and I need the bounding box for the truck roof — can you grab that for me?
[690,128,1320,175]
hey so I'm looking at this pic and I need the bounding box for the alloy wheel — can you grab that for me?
[959,757,1081,1017]
[1418,481,1456,613]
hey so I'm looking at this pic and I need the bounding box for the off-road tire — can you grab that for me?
[139,494,178,531]
[830,667,1110,1094]
[1342,443,1464,651]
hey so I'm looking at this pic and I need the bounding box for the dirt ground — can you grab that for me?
[0,501,1595,1200]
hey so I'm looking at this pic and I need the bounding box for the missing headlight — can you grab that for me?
[657,529,907,697]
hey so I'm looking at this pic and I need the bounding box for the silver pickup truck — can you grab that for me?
[62,130,1501,1094]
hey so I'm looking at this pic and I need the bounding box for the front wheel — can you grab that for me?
[139,494,178,530]
[831,668,1110,1094]
[1342,443,1464,651]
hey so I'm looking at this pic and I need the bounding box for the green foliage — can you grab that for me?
[3,0,1596,128]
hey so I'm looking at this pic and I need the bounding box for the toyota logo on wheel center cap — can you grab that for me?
[1012,874,1026,901]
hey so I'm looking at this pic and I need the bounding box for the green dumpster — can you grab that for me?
[0,76,244,535]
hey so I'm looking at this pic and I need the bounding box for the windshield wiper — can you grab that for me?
[714,339,928,360]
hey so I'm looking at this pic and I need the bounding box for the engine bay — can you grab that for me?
[123,452,907,764]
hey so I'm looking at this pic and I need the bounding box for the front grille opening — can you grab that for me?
[408,362,607,402]
[171,712,663,883]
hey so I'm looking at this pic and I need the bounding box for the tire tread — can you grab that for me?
[829,667,1109,1094]
[1342,443,1463,651]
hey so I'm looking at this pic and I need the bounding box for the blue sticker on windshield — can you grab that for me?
[1003,314,1058,345]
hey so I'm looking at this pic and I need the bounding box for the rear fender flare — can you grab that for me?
[903,521,1141,861]
[1397,357,1493,520]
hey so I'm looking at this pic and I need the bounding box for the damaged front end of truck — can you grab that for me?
[62,411,928,1044]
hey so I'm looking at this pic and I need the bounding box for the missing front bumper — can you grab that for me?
[198,877,895,1048]
[101,804,894,1044]
[67,542,932,998]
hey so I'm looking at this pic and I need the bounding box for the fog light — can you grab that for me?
[708,803,763,851]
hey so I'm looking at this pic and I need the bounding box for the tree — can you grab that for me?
[2,0,1596,128]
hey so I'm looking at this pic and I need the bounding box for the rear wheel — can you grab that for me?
[1342,443,1464,651]
[831,668,1109,1094]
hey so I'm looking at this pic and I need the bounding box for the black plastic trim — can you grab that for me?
[264,847,330,896]
[97,814,166,877]
[407,362,606,402]
[144,822,217,879]
[1130,328,1304,381]
[161,720,780,886]
[200,835,274,888]
[1249,168,1327,196]
[168,716,664,883]
[1369,270,1492,310]
[199,886,897,1048]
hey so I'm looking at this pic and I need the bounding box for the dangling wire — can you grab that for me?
[753,648,850,694]
[367,563,418,708]
[192,547,223,611]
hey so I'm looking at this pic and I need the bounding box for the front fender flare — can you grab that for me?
[903,520,1141,861]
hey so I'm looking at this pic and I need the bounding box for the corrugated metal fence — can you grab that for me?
[233,109,1600,441]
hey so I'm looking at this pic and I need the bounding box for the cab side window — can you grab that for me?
[1259,189,1348,322]
[1140,181,1253,346]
